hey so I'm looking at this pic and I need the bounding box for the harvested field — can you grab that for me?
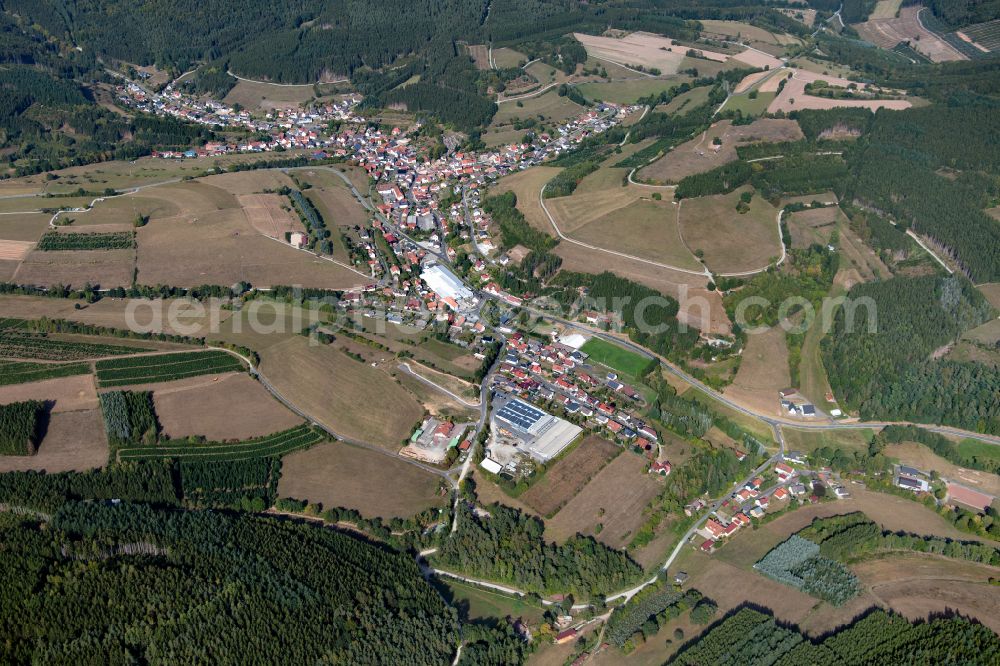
[767,69,913,113]
[857,555,1000,634]
[277,441,445,518]
[700,20,802,48]
[731,49,784,69]
[466,44,491,69]
[152,372,301,441]
[201,170,295,195]
[260,335,422,449]
[0,374,97,412]
[545,451,664,548]
[734,70,771,94]
[0,239,33,260]
[0,212,50,243]
[305,185,368,228]
[13,248,134,289]
[638,118,802,183]
[0,408,107,473]
[854,7,965,61]
[570,198,702,270]
[787,205,840,249]
[885,441,1000,496]
[723,327,790,417]
[870,0,903,19]
[546,183,641,234]
[677,189,782,274]
[573,32,688,74]
[136,195,365,289]
[520,437,621,517]
[235,193,300,239]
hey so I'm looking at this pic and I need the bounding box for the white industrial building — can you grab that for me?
[421,264,474,304]
[493,397,582,462]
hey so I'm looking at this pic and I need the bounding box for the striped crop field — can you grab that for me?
[0,360,91,385]
[95,350,244,387]
[117,423,325,462]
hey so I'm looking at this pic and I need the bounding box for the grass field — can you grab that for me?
[520,436,621,516]
[581,337,654,378]
[657,85,711,115]
[678,188,781,274]
[153,372,301,441]
[723,91,777,116]
[118,423,323,462]
[435,579,547,625]
[492,167,562,236]
[957,438,1000,464]
[545,451,664,548]
[492,47,528,68]
[95,350,244,387]
[576,77,691,104]
[780,427,876,454]
[278,441,445,518]
[259,335,422,449]
[223,78,335,110]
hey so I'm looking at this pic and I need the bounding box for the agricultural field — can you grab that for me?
[436,579,547,626]
[637,118,803,184]
[520,436,621,516]
[956,438,1000,466]
[35,230,134,251]
[677,188,782,274]
[13,247,135,289]
[118,423,324,462]
[487,90,583,146]
[656,85,712,115]
[780,427,876,455]
[574,31,721,74]
[0,408,108,473]
[723,91,777,116]
[958,19,1000,53]
[544,451,664,548]
[152,372,301,441]
[95,350,245,387]
[698,20,802,51]
[492,166,562,236]
[854,7,966,61]
[581,337,654,378]
[0,326,155,361]
[201,169,295,195]
[234,194,300,239]
[564,197,705,272]
[259,335,423,449]
[0,360,90,386]
[0,374,98,413]
[722,327,791,417]
[278,441,445,518]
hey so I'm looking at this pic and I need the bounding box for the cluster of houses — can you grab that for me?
[490,332,665,461]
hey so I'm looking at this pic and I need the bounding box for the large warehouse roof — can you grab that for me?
[421,264,473,302]
[495,398,547,432]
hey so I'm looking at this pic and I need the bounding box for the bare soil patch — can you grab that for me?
[278,441,445,518]
[545,451,664,548]
[521,437,621,516]
[152,372,301,441]
[0,408,107,473]
[0,239,33,260]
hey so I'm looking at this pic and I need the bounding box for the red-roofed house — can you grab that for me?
[775,462,795,480]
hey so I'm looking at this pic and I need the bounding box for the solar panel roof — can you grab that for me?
[496,399,547,431]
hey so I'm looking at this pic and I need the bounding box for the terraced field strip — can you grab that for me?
[96,350,244,387]
[0,360,91,386]
[118,423,325,462]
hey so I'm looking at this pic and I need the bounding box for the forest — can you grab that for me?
[0,400,44,456]
[822,275,998,433]
[668,607,999,665]
[0,501,461,664]
[435,501,643,598]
